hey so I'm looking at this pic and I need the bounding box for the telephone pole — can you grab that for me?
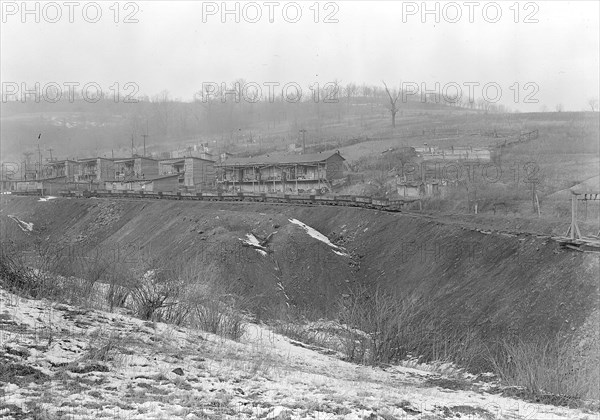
[36,134,42,179]
[141,133,149,157]
[140,120,149,157]
[299,129,307,153]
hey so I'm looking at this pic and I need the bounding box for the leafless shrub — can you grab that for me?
[128,268,184,321]
[192,294,251,341]
[0,240,38,297]
[338,288,489,367]
[487,335,599,403]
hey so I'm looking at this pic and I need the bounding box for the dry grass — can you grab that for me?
[273,288,599,408]
[487,336,600,404]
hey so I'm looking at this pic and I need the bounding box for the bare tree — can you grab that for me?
[152,90,172,136]
[589,98,599,112]
[555,103,564,112]
[382,81,401,128]
[345,82,357,104]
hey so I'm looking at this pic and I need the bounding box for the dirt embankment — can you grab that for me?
[1,196,598,343]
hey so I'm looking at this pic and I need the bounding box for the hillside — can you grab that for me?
[1,196,598,360]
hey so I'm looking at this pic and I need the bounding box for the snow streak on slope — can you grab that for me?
[288,218,349,256]
[239,233,268,256]
[7,215,33,232]
[38,196,58,202]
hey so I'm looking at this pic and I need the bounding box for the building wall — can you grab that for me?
[226,180,323,194]
[420,148,491,162]
[15,181,39,192]
[77,162,95,181]
[184,158,215,190]
[159,160,184,175]
[97,159,116,181]
[50,161,77,181]
[41,178,70,194]
[151,177,179,192]
[397,184,421,198]
[107,181,136,191]
[65,161,77,180]
[77,159,115,182]
[136,158,159,178]
[325,154,345,180]
[0,180,17,191]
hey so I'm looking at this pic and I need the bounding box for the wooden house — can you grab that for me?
[217,151,345,194]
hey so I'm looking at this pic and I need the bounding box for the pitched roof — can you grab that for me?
[159,159,185,165]
[114,157,158,163]
[218,151,344,167]
[46,159,78,165]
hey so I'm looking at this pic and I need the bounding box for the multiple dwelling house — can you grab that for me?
[7,148,347,195]
[158,158,186,186]
[217,151,345,193]
[104,157,215,193]
[76,158,117,183]
[114,157,159,181]
[45,159,78,181]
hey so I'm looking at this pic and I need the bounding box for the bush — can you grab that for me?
[0,241,37,296]
[121,260,251,340]
[487,336,599,403]
[193,297,249,341]
[336,288,599,405]
[337,288,491,369]
[128,268,184,321]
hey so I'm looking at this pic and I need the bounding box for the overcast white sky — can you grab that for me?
[1,1,599,111]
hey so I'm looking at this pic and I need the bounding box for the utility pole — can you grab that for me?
[36,134,42,179]
[141,133,148,157]
[531,182,537,214]
[299,129,307,153]
[141,120,149,157]
[23,152,34,180]
[131,134,134,157]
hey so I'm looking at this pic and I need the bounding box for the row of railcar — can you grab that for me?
[13,189,417,212]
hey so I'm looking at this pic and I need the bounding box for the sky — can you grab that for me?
[1,0,599,111]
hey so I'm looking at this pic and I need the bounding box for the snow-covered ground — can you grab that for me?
[0,288,597,420]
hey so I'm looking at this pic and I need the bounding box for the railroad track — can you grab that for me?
[8,190,600,251]
[8,190,419,213]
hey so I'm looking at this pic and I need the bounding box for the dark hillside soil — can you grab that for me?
[1,196,598,348]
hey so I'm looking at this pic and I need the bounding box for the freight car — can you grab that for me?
[18,190,417,212]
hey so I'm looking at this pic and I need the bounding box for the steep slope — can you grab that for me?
[1,196,598,349]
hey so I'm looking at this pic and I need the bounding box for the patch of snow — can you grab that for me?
[38,196,58,202]
[288,218,349,257]
[266,406,290,418]
[7,214,34,232]
[239,233,267,256]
